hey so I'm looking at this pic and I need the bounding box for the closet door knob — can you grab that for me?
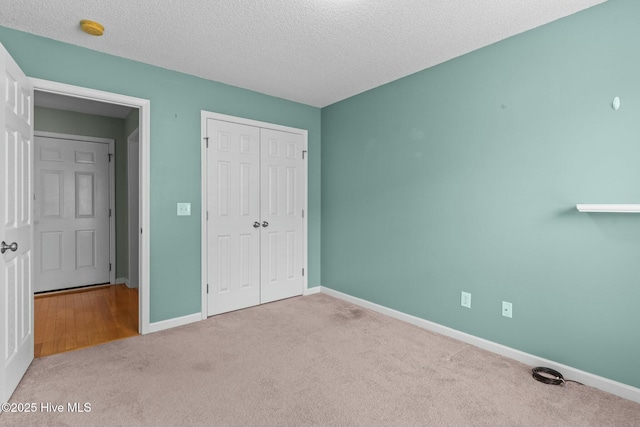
[253,222,260,228]
[262,221,269,228]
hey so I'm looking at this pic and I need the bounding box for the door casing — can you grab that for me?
[200,111,309,318]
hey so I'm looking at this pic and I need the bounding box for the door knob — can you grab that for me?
[253,222,260,228]
[262,221,269,228]
[1,241,18,254]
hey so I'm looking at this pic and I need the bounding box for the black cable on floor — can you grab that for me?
[532,367,584,386]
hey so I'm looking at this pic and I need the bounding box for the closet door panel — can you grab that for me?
[260,128,304,304]
[206,119,261,316]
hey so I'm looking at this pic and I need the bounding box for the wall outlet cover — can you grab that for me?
[177,202,191,216]
[461,291,471,309]
[502,301,513,318]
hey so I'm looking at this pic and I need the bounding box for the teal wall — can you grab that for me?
[122,109,141,275]
[34,106,129,279]
[0,26,322,323]
[321,0,640,388]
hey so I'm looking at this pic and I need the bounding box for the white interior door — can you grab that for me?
[259,128,305,304]
[0,43,34,404]
[34,136,110,292]
[206,119,261,316]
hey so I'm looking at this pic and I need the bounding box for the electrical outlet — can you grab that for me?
[177,202,191,216]
[461,291,471,309]
[502,301,512,318]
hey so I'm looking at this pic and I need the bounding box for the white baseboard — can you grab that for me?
[148,312,201,334]
[320,286,640,404]
[304,286,321,296]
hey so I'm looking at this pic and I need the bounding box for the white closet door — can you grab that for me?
[34,136,110,292]
[206,119,261,316]
[259,128,305,303]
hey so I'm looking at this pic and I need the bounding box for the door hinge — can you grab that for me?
[302,209,304,219]
[140,228,143,234]
[109,263,112,272]
[302,268,305,276]
[206,211,209,221]
[302,150,307,159]
[108,153,113,163]
[109,208,112,217]
[206,284,209,294]
[204,137,209,148]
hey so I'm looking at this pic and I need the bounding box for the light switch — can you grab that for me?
[177,202,191,216]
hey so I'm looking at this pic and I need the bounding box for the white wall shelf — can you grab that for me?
[576,204,640,213]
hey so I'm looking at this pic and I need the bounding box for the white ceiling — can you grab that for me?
[0,0,606,108]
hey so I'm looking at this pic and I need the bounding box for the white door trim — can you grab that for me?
[31,78,151,334]
[34,131,116,286]
[200,111,309,318]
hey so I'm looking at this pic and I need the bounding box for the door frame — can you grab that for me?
[32,78,152,334]
[200,111,309,318]
[34,131,116,286]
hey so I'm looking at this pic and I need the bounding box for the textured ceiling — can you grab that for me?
[0,0,606,108]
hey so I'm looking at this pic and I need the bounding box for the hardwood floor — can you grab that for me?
[34,284,139,358]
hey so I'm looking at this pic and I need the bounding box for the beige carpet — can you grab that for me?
[2,293,639,426]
